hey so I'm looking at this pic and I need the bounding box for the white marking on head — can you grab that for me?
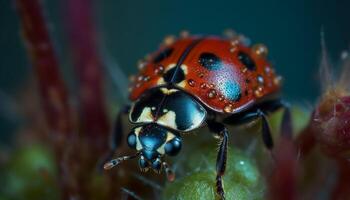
[160,88,179,95]
[166,132,176,142]
[134,127,143,151]
[136,107,154,123]
[157,144,165,154]
[157,111,177,130]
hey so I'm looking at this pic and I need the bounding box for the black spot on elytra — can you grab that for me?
[153,48,174,63]
[237,52,256,71]
[199,52,222,70]
[163,67,185,83]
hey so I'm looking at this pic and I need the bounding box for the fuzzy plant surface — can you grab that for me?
[163,146,264,200]
[162,106,309,200]
[0,144,59,200]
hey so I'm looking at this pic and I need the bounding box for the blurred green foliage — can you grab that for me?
[163,146,264,200]
[1,144,59,200]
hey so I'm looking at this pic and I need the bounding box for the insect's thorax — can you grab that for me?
[129,86,207,132]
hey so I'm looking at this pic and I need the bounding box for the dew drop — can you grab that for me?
[224,104,233,113]
[274,76,282,85]
[143,76,150,82]
[252,43,268,58]
[254,87,264,97]
[219,95,225,101]
[154,65,165,75]
[163,35,176,46]
[230,39,240,46]
[137,75,144,81]
[264,67,271,74]
[200,83,208,89]
[188,79,196,87]
[229,47,237,53]
[207,89,217,99]
[257,75,264,85]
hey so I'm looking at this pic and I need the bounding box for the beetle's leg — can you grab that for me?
[224,110,274,150]
[99,105,130,170]
[280,103,293,139]
[207,120,228,200]
[111,105,130,150]
[258,110,274,150]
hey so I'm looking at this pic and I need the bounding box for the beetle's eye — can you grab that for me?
[127,132,137,149]
[164,137,182,156]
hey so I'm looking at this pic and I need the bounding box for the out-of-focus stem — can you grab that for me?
[331,159,350,200]
[64,0,109,150]
[15,0,74,198]
[296,123,316,159]
[269,138,298,200]
[15,0,73,143]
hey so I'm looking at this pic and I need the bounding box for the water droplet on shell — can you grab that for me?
[188,79,196,87]
[207,89,217,99]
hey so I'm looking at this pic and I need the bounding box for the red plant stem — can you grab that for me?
[64,0,109,149]
[15,1,74,198]
[296,124,316,158]
[269,138,299,200]
[15,0,73,141]
[331,160,350,200]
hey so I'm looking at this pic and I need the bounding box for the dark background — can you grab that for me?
[1,0,349,143]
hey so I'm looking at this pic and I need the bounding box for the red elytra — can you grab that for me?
[129,36,281,114]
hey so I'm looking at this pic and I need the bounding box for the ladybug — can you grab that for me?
[104,32,292,199]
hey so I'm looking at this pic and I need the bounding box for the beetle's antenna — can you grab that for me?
[104,152,140,170]
[162,162,175,182]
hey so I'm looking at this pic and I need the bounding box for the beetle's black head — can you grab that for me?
[104,123,181,181]
[127,123,182,173]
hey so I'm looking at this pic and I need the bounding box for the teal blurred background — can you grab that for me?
[0,0,349,144]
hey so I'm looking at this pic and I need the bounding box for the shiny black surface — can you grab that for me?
[130,87,207,132]
[139,124,167,160]
[163,67,185,83]
[237,51,256,71]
